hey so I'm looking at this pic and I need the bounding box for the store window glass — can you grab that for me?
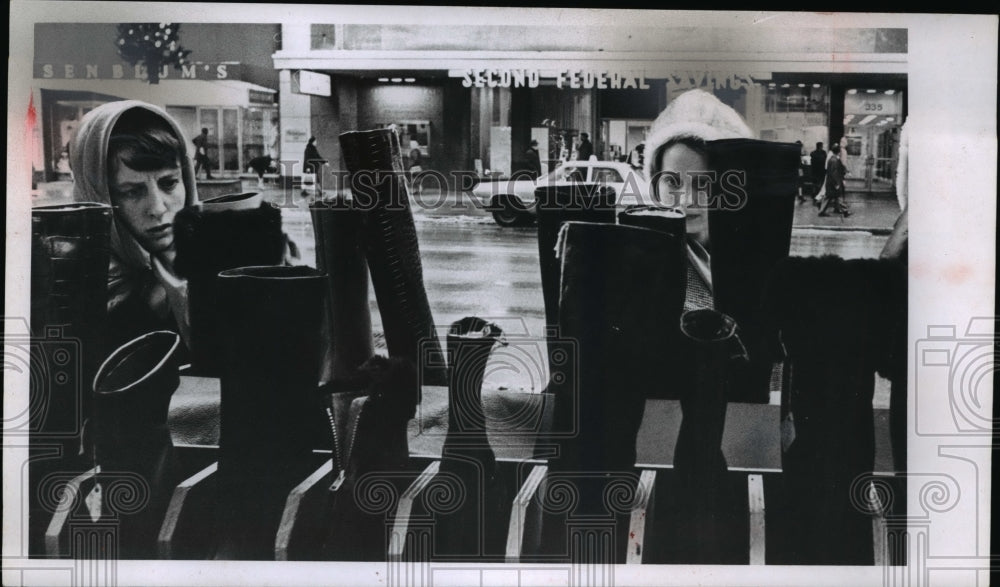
[222,108,240,173]
[764,84,829,113]
[243,107,280,164]
[311,24,337,49]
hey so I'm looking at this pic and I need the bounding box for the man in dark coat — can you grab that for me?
[192,127,213,179]
[810,142,827,195]
[577,132,594,161]
[526,139,542,179]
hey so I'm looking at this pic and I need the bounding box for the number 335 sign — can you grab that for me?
[844,91,902,116]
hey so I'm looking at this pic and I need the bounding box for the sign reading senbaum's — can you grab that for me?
[34,62,241,81]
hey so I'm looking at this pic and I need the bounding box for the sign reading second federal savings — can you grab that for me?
[461,69,651,90]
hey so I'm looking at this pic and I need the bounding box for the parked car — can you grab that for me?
[470,160,654,226]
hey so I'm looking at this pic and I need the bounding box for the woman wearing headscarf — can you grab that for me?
[70,100,198,349]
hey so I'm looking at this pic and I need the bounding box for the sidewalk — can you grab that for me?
[792,190,902,234]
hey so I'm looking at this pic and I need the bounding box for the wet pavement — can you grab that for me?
[29,178,902,403]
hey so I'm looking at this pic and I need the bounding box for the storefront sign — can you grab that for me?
[34,62,239,81]
[460,69,651,90]
[295,70,332,97]
[249,89,275,105]
[665,72,760,91]
[844,92,902,115]
[285,128,308,141]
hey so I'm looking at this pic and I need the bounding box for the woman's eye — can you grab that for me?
[115,187,142,199]
[159,178,180,190]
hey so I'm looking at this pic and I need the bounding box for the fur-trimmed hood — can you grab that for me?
[644,89,754,181]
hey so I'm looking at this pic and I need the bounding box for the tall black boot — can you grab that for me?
[536,184,617,357]
[764,255,898,565]
[670,309,747,564]
[173,192,287,376]
[432,317,506,560]
[617,204,687,241]
[214,265,327,560]
[310,196,375,384]
[550,220,687,471]
[617,205,690,400]
[29,202,112,554]
[321,355,420,561]
[706,138,800,403]
[91,330,183,559]
[540,221,687,564]
[339,129,446,387]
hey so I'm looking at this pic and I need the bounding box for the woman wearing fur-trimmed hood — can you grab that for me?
[643,89,754,286]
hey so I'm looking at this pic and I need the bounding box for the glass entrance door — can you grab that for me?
[198,107,242,176]
[221,108,240,173]
[872,126,899,188]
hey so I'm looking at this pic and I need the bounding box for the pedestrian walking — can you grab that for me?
[577,132,594,161]
[303,136,327,195]
[819,143,851,217]
[810,141,827,198]
[192,127,214,179]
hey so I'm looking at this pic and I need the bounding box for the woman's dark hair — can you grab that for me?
[107,108,183,173]
[651,136,706,174]
[831,143,842,153]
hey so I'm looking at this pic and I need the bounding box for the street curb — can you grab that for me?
[794,224,893,236]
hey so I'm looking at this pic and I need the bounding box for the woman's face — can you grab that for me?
[109,160,186,257]
[655,142,710,245]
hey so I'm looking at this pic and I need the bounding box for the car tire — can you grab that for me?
[491,194,527,227]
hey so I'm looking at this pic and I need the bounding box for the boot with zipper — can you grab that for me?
[321,355,420,561]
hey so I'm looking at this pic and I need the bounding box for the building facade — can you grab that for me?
[30,21,907,194]
[31,23,281,182]
[272,22,907,193]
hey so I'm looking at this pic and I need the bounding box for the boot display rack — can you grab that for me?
[42,376,903,565]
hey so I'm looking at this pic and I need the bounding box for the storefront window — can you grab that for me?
[764,84,829,113]
[243,106,280,164]
[222,108,240,173]
[378,121,431,169]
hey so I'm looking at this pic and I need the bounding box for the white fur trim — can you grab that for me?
[644,90,754,180]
